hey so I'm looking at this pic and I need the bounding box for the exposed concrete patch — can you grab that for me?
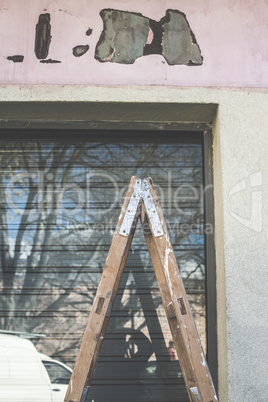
[35,13,52,60]
[73,45,89,57]
[95,9,202,65]
[162,10,203,66]
[7,55,24,63]
[95,9,149,64]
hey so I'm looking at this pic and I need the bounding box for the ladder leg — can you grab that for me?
[64,176,140,402]
[143,226,197,392]
[142,178,217,402]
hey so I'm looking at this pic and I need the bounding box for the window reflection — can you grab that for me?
[0,132,205,401]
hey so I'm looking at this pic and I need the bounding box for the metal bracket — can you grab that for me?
[142,179,164,237]
[119,178,142,236]
[119,178,164,238]
[81,386,90,402]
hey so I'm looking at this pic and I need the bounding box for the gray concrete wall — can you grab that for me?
[0,85,267,401]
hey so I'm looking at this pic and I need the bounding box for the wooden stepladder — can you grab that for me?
[65,176,218,402]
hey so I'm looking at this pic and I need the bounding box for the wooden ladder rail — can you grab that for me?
[64,176,140,402]
[141,177,217,402]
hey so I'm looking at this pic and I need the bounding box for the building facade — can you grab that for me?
[0,1,267,401]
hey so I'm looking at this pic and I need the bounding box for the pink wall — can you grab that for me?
[0,0,267,87]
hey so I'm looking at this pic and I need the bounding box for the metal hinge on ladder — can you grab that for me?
[119,178,164,237]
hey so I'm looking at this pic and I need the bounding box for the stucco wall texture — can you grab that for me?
[0,0,267,87]
[1,85,267,402]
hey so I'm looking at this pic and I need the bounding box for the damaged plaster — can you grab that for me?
[95,9,203,65]
[33,9,201,67]
[95,9,149,64]
[86,28,93,36]
[73,45,89,57]
[35,13,52,60]
[163,10,203,65]
[40,59,61,63]
[7,55,24,63]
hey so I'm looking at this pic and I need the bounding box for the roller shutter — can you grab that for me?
[0,130,209,401]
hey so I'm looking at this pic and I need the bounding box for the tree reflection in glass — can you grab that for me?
[0,132,205,401]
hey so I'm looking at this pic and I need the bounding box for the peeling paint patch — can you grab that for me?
[40,59,61,64]
[86,28,93,36]
[7,55,24,63]
[162,10,203,66]
[35,13,52,60]
[95,9,149,64]
[95,9,202,65]
[73,45,89,57]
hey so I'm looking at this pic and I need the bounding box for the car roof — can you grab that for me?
[0,333,36,349]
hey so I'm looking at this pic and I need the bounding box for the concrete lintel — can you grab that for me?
[0,102,218,129]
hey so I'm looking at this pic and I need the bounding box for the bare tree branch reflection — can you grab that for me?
[0,135,205,401]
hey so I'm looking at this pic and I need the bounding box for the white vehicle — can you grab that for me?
[0,333,72,402]
[39,352,72,402]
